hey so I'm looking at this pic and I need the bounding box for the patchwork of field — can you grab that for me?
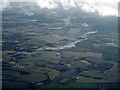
[2,14,118,88]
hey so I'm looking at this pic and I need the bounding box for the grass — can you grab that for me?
[48,70,59,80]
[26,33,37,35]
[27,67,49,74]
[76,76,112,83]
[49,27,63,30]
[41,83,63,88]
[39,35,66,43]
[13,65,26,69]
[3,74,17,81]
[65,82,98,88]
[3,81,29,88]
[9,61,16,64]
[30,20,39,22]
[19,51,57,61]
[3,70,20,76]
[36,82,43,86]
[15,72,47,82]
[81,60,90,65]
[60,78,71,83]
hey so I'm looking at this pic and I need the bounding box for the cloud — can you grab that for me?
[81,23,88,27]
[80,0,119,16]
[1,0,119,17]
[36,0,57,9]
[35,0,118,16]
[60,0,76,10]
[62,17,71,25]
[0,0,9,12]
[21,9,34,16]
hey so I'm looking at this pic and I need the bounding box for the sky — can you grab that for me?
[0,0,119,17]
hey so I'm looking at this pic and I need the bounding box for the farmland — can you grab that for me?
[2,11,118,88]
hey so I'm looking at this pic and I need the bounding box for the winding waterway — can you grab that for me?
[37,30,97,50]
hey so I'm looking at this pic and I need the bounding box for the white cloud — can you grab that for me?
[80,0,119,16]
[0,0,9,11]
[36,0,119,16]
[36,0,57,9]
[22,9,34,16]
[1,0,119,17]
[62,17,71,25]
[81,23,88,27]
[60,0,76,10]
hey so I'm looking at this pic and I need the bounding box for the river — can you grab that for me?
[37,30,97,50]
